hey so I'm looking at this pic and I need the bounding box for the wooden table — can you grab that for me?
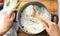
[17,0,58,36]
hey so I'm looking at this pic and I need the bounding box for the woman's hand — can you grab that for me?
[36,14,60,36]
[0,10,17,35]
[42,19,60,36]
[33,7,60,36]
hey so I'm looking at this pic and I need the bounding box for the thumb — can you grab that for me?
[8,10,17,18]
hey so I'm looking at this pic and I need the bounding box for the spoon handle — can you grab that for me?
[33,6,39,18]
[33,6,47,24]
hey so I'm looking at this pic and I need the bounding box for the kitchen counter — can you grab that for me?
[17,28,49,36]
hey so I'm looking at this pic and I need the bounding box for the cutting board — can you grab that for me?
[17,0,58,36]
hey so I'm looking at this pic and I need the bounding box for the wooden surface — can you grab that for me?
[17,0,58,36]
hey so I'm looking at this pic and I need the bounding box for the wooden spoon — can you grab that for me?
[33,6,41,19]
[33,6,48,25]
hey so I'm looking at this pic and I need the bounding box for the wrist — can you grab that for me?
[0,27,6,35]
[0,26,9,35]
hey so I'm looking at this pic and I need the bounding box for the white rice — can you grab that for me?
[20,5,51,34]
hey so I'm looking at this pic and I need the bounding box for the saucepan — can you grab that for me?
[14,2,59,34]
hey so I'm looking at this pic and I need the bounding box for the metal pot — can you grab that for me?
[14,2,59,34]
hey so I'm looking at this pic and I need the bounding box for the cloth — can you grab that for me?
[3,23,19,36]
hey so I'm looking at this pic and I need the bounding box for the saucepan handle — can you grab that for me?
[51,14,59,24]
[13,11,17,22]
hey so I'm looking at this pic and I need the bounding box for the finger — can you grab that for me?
[10,14,14,21]
[8,9,17,18]
[38,16,53,27]
[37,16,52,28]
[36,16,49,30]
[40,20,49,31]
[42,18,52,24]
[52,22,58,29]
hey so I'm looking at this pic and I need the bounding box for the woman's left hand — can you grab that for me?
[0,10,17,35]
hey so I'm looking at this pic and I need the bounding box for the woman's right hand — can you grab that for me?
[36,14,60,36]
[33,7,60,36]
[41,18,60,36]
